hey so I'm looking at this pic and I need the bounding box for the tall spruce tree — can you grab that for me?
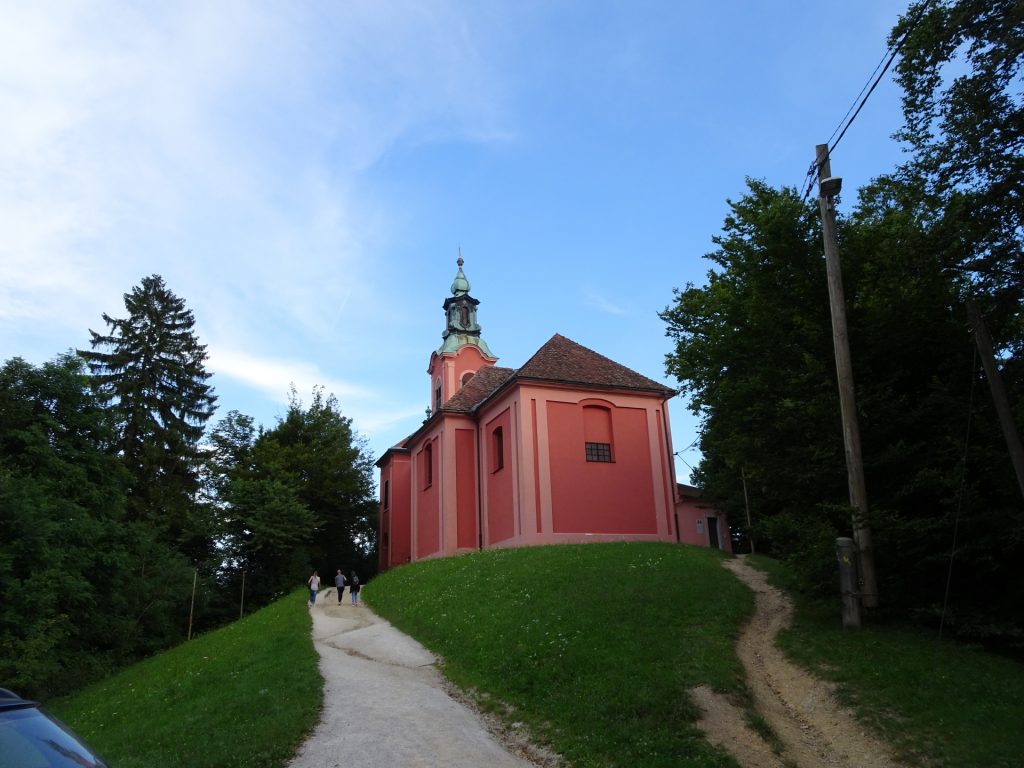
[79,275,217,551]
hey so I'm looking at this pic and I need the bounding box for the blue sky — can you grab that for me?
[1,1,911,483]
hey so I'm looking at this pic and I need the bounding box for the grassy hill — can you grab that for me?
[45,543,1024,767]
[369,544,1024,767]
[49,588,321,768]
[367,542,750,767]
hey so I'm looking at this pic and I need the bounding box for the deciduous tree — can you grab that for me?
[893,0,1023,344]
[0,355,193,698]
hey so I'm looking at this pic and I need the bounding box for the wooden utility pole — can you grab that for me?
[187,569,198,640]
[816,143,878,609]
[741,466,755,554]
[967,299,1024,501]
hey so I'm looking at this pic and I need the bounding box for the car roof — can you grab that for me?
[0,688,40,712]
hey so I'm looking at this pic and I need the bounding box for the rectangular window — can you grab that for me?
[492,426,504,472]
[585,442,613,462]
[383,480,390,509]
[423,443,433,488]
[435,385,442,412]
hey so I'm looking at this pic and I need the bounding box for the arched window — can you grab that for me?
[582,404,614,462]
[423,443,433,488]
[492,426,504,472]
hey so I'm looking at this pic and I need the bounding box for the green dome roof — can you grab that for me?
[450,257,470,296]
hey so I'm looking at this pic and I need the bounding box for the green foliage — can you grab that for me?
[660,181,843,539]
[269,386,378,575]
[50,588,320,768]
[205,389,377,611]
[0,355,194,699]
[759,505,851,594]
[4,278,378,698]
[78,274,217,551]
[661,176,1023,645]
[369,543,751,768]
[894,0,1024,329]
[661,182,845,529]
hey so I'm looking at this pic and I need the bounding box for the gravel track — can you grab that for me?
[286,589,548,768]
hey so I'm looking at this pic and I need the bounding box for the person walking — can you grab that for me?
[307,570,320,607]
[349,571,361,605]
[334,569,346,604]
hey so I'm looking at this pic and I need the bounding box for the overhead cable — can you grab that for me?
[799,0,936,202]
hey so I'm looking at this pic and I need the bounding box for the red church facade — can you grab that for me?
[377,260,729,571]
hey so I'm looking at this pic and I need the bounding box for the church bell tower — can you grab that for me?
[427,257,497,415]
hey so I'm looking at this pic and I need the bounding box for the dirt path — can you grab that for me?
[691,557,906,768]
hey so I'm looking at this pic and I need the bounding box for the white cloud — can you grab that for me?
[210,347,370,405]
[582,287,629,315]
[0,0,512,354]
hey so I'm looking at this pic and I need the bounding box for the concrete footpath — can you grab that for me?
[286,588,537,768]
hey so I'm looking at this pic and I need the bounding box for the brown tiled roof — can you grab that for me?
[379,335,673,465]
[441,366,516,413]
[517,334,675,396]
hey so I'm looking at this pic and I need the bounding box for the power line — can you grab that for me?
[799,0,936,202]
[674,434,700,455]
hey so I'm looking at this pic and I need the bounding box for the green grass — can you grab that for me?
[43,547,1020,768]
[748,554,1024,767]
[366,542,752,768]
[49,588,321,768]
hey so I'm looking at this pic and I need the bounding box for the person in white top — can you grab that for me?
[307,571,321,607]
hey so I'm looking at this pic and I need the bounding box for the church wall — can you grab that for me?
[546,399,658,534]
[414,435,441,558]
[655,407,679,538]
[455,427,478,550]
[499,384,676,546]
[483,406,515,545]
[378,453,412,570]
[450,346,493,399]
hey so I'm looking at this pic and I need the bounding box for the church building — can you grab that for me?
[376,259,729,571]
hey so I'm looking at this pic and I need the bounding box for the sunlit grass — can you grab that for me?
[367,542,751,768]
[50,589,321,768]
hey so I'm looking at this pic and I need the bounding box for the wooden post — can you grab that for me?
[239,570,246,620]
[816,143,878,609]
[836,537,862,628]
[967,299,1024,501]
[187,569,198,641]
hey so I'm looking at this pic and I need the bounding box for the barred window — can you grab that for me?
[585,442,612,462]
